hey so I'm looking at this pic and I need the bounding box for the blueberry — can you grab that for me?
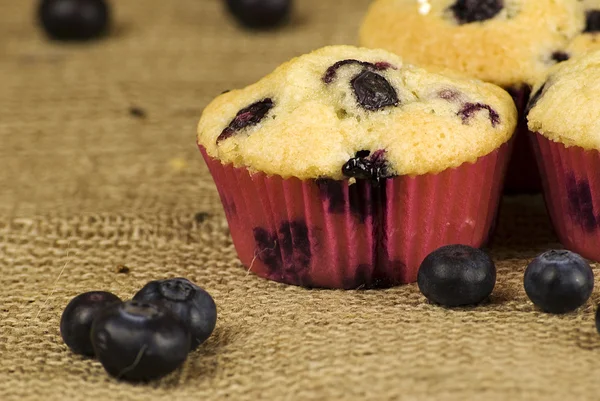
[351,70,399,111]
[226,0,291,29]
[551,51,570,63]
[91,301,191,382]
[60,291,121,356]
[417,245,496,307]
[322,59,394,84]
[585,10,600,33]
[217,98,274,143]
[38,0,110,41]
[342,149,390,184]
[133,278,217,350]
[457,102,500,127]
[449,0,503,24]
[524,250,594,314]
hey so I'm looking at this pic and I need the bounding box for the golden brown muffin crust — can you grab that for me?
[360,0,585,87]
[198,46,517,179]
[528,50,600,150]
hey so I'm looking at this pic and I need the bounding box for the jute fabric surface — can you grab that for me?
[1,1,599,400]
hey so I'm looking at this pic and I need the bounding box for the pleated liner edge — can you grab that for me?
[532,132,600,262]
[199,142,511,289]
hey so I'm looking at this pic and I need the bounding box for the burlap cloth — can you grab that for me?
[2,1,600,400]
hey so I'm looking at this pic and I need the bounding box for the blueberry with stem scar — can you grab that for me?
[524,250,594,314]
[417,244,496,307]
[133,278,217,350]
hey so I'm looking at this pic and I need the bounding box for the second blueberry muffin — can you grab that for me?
[197,46,517,289]
[528,50,600,262]
[360,0,585,193]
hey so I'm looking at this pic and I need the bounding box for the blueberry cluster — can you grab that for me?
[417,245,596,319]
[342,149,391,184]
[60,278,217,382]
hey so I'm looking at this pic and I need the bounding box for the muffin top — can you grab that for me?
[197,46,517,180]
[528,50,600,150]
[567,0,600,57]
[359,0,584,88]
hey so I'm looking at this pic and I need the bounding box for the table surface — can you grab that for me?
[1,1,599,400]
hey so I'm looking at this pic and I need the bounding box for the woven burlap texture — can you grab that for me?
[2,1,600,400]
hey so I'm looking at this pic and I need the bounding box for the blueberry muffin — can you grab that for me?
[528,50,600,262]
[360,0,585,193]
[197,45,517,289]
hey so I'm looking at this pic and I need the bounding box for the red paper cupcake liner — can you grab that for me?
[200,142,511,289]
[504,85,542,194]
[531,133,600,261]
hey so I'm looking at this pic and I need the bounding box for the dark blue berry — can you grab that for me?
[458,102,500,127]
[551,51,570,63]
[91,301,191,382]
[322,59,394,84]
[449,0,504,24]
[133,278,217,350]
[342,149,390,184]
[417,245,496,307]
[226,0,291,29]
[217,98,274,143]
[585,10,600,33]
[38,0,110,41]
[351,70,399,111]
[524,250,594,314]
[60,291,121,357]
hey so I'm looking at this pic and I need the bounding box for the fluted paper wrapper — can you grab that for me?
[200,143,511,289]
[532,133,600,261]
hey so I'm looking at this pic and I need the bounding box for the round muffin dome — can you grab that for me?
[527,50,600,150]
[359,0,585,87]
[527,49,600,264]
[197,45,517,180]
[566,0,600,58]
